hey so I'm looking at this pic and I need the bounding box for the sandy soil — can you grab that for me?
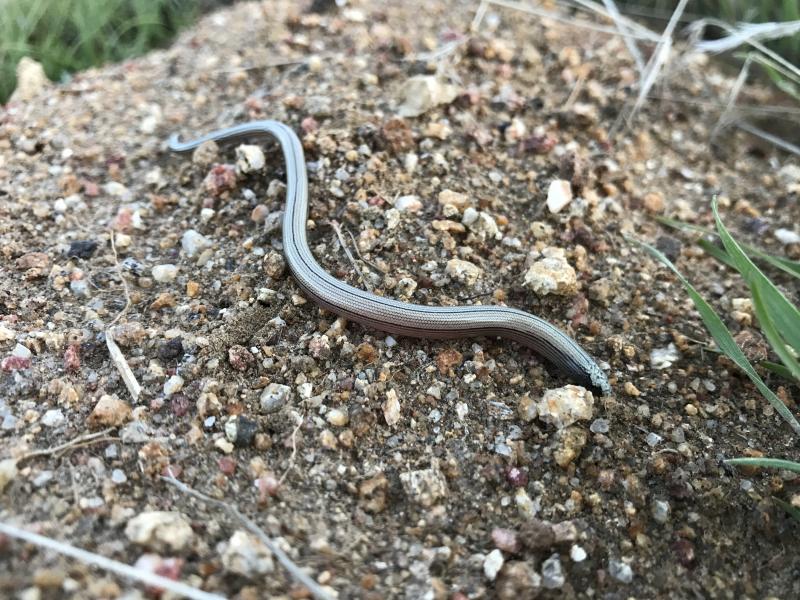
[1,1,799,598]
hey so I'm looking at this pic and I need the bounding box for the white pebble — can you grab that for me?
[650,343,680,369]
[570,545,587,562]
[151,264,178,283]
[775,228,800,245]
[41,409,65,428]
[395,195,423,213]
[523,247,578,296]
[326,408,349,427]
[163,375,184,397]
[546,179,573,214]
[483,549,504,581]
[12,344,31,360]
[535,385,594,430]
[383,389,401,426]
[235,144,266,174]
[181,229,211,257]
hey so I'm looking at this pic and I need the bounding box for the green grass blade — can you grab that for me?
[713,197,800,353]
[697,239,735,269]
[751,279,800,382]
[629,236,800,435]
[773,497,800,524]
[725,458,800,473]
[761,360,796,381]
[656,215,800,280]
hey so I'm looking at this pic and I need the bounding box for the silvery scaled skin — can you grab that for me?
[169,121,611,395]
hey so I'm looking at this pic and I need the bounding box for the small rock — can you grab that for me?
[10,57,50,102]
[400,461,448,507]
[438,189,471,212]
[181,230,211,258]
[655,235,682,262]
[650,343,680,369]
[398,75,459,117]
[204,164,237,196]
[777,164,800,188]
[395,195,423,213]
[88,395,131,428]
[642,192,665,213]
[570,545,587,562]
[192,141,219,167]
[225,415,258,447]
[260,383,291,413]
[446,258,483,286]
[535,385,594,429]
[152,264,178,283]
[41,409,65,428]
[228,345,255,371]
[111,469,127,484]
[775,228,800,245]
[497,561,542,599]
[67,240,98,259]
[221,530,274,577]
[553,426,588,468]
[163,375,184,397]
[383,389,401,426]
[63,344,80,371]
[608,558,634,584]
[326,408,349,427]
[523,247,578,296]
[463,210,501,240]
[518,395,537,422]
[158,337,184,361]
[652,499,670,523]
[125,511,194,552]
[552,521,578,544]
[436,348,463,374]
[546,180,572,214]
[589,418,609,433]
[235,145,266,174]
[11,344,31,361]
[0,325,14,342]
[16,252,49,270]
[492,528,520,553]
[645,432,663,447]
[0,458,18,492]
[484,549,505,581]
[541,553,565,589]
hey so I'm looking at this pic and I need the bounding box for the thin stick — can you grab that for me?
[105,230,142,401]
[599,0,645,72]
[484,0,660,42]
[0,522,225,600]
[16,428,116,463]
[279,412,304,485]
[736,122,800,157]
[711,53,753,139]
[566,0,660,41]
[345,229,385,274]
[471,0,488,31]
[107,231,131,328]
[621,0,689,128]
[162,474,335,600]
[331,220,372,292]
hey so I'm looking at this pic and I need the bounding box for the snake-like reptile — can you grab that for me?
[169,121,611,395]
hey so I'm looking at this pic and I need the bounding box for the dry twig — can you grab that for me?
[105,230,142,401]
[163,473,335,600]
[0,522,225,600]
[16,428,116,463]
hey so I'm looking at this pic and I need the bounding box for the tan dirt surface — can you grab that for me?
[1,1,799,598]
